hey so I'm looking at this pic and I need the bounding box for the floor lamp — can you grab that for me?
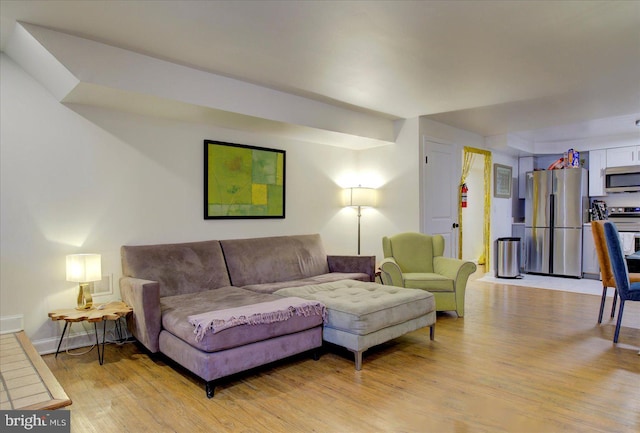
[344,186,377,255]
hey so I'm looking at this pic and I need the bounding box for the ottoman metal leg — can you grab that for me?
[352,350,364,371]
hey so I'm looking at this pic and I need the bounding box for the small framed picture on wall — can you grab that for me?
[493,164,512,198]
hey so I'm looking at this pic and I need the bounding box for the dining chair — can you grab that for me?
[591,221,640,323]
[602,221,640,343]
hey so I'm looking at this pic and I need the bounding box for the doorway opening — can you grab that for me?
[459,147,491,270]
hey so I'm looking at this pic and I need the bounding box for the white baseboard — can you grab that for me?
[0,315,24,334]
[34,330,96,355]
[1,315,129,355]
[34,319,131,355]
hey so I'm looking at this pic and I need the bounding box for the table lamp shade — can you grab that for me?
[66,254,101,310]
[66,254,102,282]
[344,187,377,208]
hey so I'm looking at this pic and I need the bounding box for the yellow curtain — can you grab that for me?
[459,147,492,271]
[461,151,475,187]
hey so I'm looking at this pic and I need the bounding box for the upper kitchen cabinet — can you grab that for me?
[606,146,640,167]
[518,156,534,199]
[588,149,607,196]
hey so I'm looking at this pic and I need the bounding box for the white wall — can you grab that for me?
[490,153,519,272]
[2,54,394,342]
[420,119,486,149]
[357,117,422,260]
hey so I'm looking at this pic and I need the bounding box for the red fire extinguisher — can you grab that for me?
[461,183,468,208]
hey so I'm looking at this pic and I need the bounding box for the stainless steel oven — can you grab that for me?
[607,206,640,252]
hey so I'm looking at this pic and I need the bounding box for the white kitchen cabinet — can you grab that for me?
[606,146,640,168]
[582,224,600,279]
[588,149,607,196]
[518,156,534,199]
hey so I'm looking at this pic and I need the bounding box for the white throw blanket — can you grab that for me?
[188,297,326,342]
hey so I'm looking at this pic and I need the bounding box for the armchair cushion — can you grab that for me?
[402,273,454,292]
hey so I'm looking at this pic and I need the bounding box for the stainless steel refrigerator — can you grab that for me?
[524,168,588,277]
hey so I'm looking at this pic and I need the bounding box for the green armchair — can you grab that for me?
[379,232,477,317]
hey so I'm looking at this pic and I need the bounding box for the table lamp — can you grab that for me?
[344,186,377,255]
[66,254,101,310]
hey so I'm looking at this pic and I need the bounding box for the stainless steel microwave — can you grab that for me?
[605,165,640,193]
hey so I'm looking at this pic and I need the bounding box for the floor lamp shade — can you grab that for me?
[66,254,101,309]
[344,187,377,208]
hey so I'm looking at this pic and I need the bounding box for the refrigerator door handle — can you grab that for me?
[549,194,555,229]
[549,194,555,273]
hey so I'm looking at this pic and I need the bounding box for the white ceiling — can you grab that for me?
[1,0,639,145]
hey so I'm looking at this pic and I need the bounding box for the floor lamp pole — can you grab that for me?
[357,205,362,255]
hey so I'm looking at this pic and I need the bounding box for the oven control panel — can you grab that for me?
[608,207,640,217]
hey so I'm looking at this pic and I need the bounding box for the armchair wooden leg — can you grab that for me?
[429,325,435,341]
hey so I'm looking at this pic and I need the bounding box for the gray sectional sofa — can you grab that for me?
[120,234,374,397]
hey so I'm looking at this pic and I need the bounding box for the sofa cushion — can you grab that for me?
[221,234,330,286]
[275,280,435,335]
[160,286,323,353]
[242,273,371,294]
[121,240,230,298]
[402,273,455,292]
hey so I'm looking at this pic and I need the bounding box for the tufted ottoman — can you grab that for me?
[275,280,436,370]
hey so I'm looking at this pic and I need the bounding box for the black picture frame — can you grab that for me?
[204,140,286,219]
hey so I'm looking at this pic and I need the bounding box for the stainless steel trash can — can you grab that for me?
[496,237,521,278]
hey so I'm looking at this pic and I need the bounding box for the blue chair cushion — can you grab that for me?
[629,282,640,301]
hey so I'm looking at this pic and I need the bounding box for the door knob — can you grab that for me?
[452,223,460,228]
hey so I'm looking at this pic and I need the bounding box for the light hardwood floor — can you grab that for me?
[43,277,640,433]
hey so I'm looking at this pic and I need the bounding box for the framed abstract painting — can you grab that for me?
[204,140,286,219]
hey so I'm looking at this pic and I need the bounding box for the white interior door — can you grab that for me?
[421,138,460,258]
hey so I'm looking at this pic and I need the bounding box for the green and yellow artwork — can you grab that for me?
[204,140,285,218]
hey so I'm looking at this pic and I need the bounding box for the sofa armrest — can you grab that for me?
[327,255,376,282]
[120,276,162,353]
[379,258,404,287]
